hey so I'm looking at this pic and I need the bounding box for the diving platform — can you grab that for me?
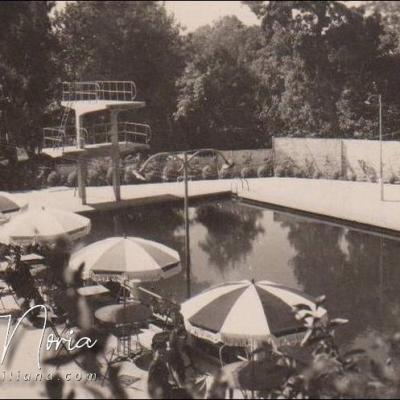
[41,141,150,159]
[42,122,151,159]
[60,81,145,122]
[41,80,152,204]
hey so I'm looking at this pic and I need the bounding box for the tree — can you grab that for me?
[54,1,185,151]
[175,16,268,149]
[244,1,398,138]
[0,1,58,154]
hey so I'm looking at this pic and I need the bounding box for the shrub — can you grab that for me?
[332,170,341,180]
[123,166,139,184]
[87,169,101,186]
[241,153,253,166]
[190,168,203,180]
[257,164,273,178]
[240,166,256,178]
[202,165,218,180]
[280,157,296,177]
[162,162,181,182]
[66,170,77,187]
[358,159,377,182]
[293,167,304,178]
[346,172,357,181]
[144,169,159,182]
[187,161,203,180]
[57,169,69,186]
[313,170,322,179]
[304,158,316,177]
[389,174,397,184]
[123,154,136,165]
[106,166,123,185]
[219,167,233,179]
[34,168,47,188]
[275,166,285,177]
[47,170,60,187]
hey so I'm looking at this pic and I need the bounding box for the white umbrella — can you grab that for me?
[0,212,9,225]
[0,192,28,214]
[181,280,327,347]
[69,236,181,281]
[0,206,91,245]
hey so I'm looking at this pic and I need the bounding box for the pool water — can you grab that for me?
[85,198,400,351]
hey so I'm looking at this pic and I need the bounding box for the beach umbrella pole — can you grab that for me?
[183,151,191,299]
[251,340,255,399]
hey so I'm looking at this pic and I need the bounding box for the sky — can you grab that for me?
[55,1,260,32]
[54,1,365,32]
[163,1,259,32]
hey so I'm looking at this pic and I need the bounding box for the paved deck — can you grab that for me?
[240,178,400,235]
[10,180,234,214]
[9,178,400,233]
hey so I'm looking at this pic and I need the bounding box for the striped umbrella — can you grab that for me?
[0,192,27,214]
[0,206,91,245]
[0,212,9,225]
[69,236,181,281]
[181,280,327,347]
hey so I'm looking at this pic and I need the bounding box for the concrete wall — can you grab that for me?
[273,138,342,179]
[274,137,400,182]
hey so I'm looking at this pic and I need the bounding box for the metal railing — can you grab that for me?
[62,81,137,102]
[139,149,232,175]
[42,126,88,151]
[89,121,151,144]
[120,122,152,143]
[136,149,234,183]
[43,121,151,151]
[230,177,250,194]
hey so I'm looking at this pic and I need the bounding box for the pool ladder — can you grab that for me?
[231,177,250,195]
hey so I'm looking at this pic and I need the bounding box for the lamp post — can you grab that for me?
[365,94,383,201]
[137,149,234,299]
[179,149,234,299]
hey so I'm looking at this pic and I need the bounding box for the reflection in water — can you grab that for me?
[277,212,400,347]
[86,200,400,350]
[88,205,184,253]
[195,202,265,272]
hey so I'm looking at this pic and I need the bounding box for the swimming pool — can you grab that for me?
[85,198,400,351]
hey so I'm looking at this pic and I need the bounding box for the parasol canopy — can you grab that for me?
[0,206,91,245]
[0,212,9,225]
[181,280,327,347]
[0,192,28,214]
[69,236,181,281]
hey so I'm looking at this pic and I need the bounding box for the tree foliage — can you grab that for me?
[54,1,185,151]
[0,1,58,153]
[175,16,267,149]
[4,1,400,155]
[243,0,400,139]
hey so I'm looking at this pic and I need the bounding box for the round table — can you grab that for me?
[95,303,152,325]
[95,303,152,361]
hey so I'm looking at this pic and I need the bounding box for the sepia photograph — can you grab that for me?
[0,0,400,398]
